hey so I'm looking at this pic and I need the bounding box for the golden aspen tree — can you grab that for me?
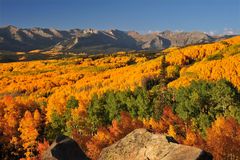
[18,111,39,158]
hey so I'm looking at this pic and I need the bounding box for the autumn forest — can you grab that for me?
[0,36,240,160]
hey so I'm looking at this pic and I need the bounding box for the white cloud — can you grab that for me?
[147,30,161,34]
[147,30,152,33]
[224,28,234,35]
[204,29,240,36]
[223,28,240,35]
[175,29,184,33]
[204,31,216,36]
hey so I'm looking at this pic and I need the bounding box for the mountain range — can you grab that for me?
[0,25,234,53]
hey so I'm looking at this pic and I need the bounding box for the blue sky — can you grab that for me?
[0,0,239,34]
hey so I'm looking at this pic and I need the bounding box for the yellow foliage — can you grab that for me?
[0,55,163,122]
[165,36,240,66]
[33,109,41,126]
[167,125,177,139]
[168,54,240,89]
[143,118,163,132]
[18,111,39,158]
[166,65,179,79]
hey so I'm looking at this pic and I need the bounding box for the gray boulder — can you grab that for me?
[42,135,89,160]
[99,128,212,160]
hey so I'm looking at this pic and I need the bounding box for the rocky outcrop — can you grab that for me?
[99,128,212,160]
[42,135,89,160]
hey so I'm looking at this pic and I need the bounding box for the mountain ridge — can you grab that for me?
[0,25,236,53]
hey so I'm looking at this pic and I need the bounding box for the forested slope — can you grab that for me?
[0,36,240,160]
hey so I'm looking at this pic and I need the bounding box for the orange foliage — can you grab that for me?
[183,128,206,149]
[36,139,50,159]
[86,128,112,160]
[206,116,240,160]
[0,96,21,139]
[0,96,38,143]
[144,107,185,142]
[109,112,143,140]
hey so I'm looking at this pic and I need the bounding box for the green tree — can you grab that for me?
[87,94,110,131]
[45,112,67,141]
[152,86,174,120]
[133,87,152,119]
[87,88,153,131]
[46,96,79,140]
[66,96,79,109]
[159,55,167,86]
[174,79,240,133]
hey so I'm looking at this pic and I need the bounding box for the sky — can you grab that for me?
[0,0,239,34]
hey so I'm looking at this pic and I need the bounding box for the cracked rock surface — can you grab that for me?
[99,128,212,160]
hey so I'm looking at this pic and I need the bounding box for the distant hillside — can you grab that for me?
[0,25,234,53]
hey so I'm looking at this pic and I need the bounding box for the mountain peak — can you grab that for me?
[3,25,17,29]
[83,28,98,34]
[2,25,19,32]
[0,26,232,52]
